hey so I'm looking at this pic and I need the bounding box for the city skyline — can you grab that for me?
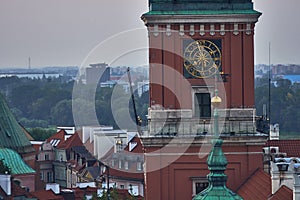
[0,0,299,68]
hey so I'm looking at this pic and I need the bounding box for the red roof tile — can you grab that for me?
[0,181,30,199]
[56,132,83,149]
[269,185,293,200]
[107,167,144,180]
[32,143,41,152]
[109,188,144,200]
[77,128,94,156]
[73,186,97,196]
[29,190,64,200]
[266,140,300,157]
[46,129,67,143]
[237,169,271,200]
[124,136,143,153]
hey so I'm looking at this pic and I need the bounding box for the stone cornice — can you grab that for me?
[141,13,261,25]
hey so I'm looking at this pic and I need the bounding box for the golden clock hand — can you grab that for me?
[197,41,202,52]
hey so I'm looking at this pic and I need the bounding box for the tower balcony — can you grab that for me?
[145,108,268,137]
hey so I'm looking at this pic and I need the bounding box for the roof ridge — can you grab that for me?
[236,168,268,192]
[56,132,83,149]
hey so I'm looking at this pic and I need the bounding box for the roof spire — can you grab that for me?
[0,94,34,154]
[193,91,243,200]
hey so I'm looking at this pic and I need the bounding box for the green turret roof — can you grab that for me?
[145,0,260,16]
[193,139,242,199]
[0,148,35,174]
[0,94,34,154]
[193,93,243,200]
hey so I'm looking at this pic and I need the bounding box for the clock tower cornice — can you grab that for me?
[142,13,261,26]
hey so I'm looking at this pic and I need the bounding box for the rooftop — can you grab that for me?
[269,185,293,200]
[0,94,35,154]
[56,132,83,150]
[237,169,271,200]
[145,0,260,16]
[0,148,35,175]
[266,140,300,157]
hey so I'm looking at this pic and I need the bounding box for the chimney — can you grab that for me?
[0,174,11,195]
[61,189,75,200]
[293,174,300,200]
[46,183,60,194]
[269,124,280,140]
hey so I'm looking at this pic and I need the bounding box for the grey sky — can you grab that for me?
[0,0,299,68]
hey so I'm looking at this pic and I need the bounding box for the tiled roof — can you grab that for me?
[73,186,97,196]
[124,136,143,153]
[72,146,95,160]
[107,167,144,181]
[0,148,35,174]
[114,188,144,200]
[29,190,64,200]
[56,132,83,150]
[46,129,67,147]
[77,129,94,156]
[269,185,293,200]
[80,166,101,180]
[20,125,34,141]
[0,181,30,199]
[237,169,271,200]
[266,140,300,157]
[0,94,35,154]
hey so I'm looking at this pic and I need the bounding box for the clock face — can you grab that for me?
[183,39,222,78]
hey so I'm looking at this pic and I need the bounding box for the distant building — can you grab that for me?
[78,126,144,197]
[85,63,110,85]
[137,80,149,97]
[53,132,84,187]
[110,66,128,80]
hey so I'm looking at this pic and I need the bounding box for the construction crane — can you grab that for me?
[127,67,142,135]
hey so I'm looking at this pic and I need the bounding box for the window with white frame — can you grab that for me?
[47,171,53,182]
[124,161,129,170]
[111,159,115,167]
[137,162,142,171]
[118,160,122,169]
[191,177,209,197]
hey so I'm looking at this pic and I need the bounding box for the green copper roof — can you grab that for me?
[195,185,242,200]
[145,0,261,16]
[207,139,227,171]
[193,106,243,200]
[193,139,243,199]
[145,9,260,15]
[0,94,34,154]
[0,148,35,174]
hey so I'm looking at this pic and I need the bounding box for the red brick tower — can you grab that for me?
[140,1,268,199]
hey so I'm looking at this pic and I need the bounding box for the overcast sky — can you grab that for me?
[0,0,299,68]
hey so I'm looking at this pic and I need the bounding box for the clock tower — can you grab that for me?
[141,1,267,199]
[142,0,262,135]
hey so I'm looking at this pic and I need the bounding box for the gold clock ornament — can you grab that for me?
[184,39,221,78]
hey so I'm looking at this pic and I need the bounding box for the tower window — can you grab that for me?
[195,182,209,194]
[195,93,211,118]
[191,177,209,197]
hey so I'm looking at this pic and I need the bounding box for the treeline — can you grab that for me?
[255,76,300,133]
[0,76,149,130]
[1,75,299,134]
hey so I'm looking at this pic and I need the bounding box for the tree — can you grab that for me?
[50,99,74,126]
